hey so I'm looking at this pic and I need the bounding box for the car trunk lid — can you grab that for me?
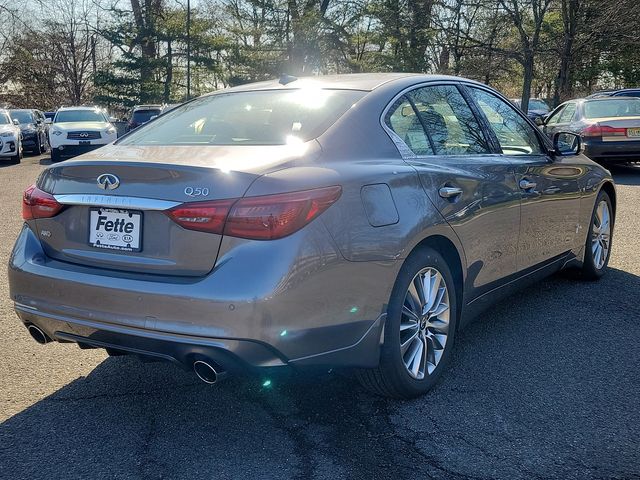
[33,144,315,276]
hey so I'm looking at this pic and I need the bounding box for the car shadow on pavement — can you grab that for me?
[1,267,639,480]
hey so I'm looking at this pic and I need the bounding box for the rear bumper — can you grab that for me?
[583,140,640,162]
[8,224,395,371]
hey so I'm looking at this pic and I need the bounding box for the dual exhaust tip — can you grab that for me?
[27,325,226,385]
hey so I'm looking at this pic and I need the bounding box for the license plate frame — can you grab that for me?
[88,208,143,252]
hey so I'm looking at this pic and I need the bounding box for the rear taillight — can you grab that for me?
[165,186,342,240]
[582,124,627,137]
[22,185,64,220]
[600,126,627,137]
[165,199,236,234]
[581,124,602,137]
[224,186,342,240]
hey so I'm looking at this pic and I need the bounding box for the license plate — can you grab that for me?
[627,128,640,137]
[89,208,142,252]
[79,140,91,145]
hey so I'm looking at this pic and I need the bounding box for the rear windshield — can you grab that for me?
[584,99,640,119]
[118,89,366,146]
[10,111,34,124]
[132,109,161,123]
[55,110,107,123]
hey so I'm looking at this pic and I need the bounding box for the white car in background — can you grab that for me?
[0,109,23,164]
[48,106,117,162]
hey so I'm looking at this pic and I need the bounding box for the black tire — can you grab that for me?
[581,190,614,280]
[50,149,61,163]
[10,145,21,164]
[356,247,458,399]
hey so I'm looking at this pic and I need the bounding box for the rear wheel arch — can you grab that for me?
[600,181,616,218]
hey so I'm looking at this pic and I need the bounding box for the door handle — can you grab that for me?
[438,186,463,199]
[519,179,537,190]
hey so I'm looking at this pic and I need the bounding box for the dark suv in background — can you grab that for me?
[126,105,163,132]
[9,109,48,154]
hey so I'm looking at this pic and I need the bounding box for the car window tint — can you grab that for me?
[469,88,544,155]
[584,99,640,119]
[557,103,577,123]
[119,90,366,146]
[384,96,433,156]
[406,85,491,155]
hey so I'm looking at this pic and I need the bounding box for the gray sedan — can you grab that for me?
[541,97,640,163]
[8,74,615,398]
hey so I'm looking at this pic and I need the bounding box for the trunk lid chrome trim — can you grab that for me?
[54,194,180,211]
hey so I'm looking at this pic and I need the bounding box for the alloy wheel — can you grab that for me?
[591,200,611,269]
[400,267,451,380]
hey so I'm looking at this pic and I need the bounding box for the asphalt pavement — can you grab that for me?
[0,153,639,479]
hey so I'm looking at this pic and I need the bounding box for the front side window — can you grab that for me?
[55,109,108,123]
[407,85,491,155]
[0,113,11,124]
[384,96,433,156]
[119,89,365,146]
[469,88,544,156]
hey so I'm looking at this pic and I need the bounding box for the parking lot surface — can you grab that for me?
[1,153,639,479]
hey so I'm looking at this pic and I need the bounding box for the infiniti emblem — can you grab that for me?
[79,132,89,138]
[96,173,120,190]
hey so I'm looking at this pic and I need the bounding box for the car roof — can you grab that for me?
[133,105,163,110]
[57,106,104,111]
[582,96,640,102]
[219,73,476,93]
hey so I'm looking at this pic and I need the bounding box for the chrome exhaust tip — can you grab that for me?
[27,325,50,344]
[193,360,221,384]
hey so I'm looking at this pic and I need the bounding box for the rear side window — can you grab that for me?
[119,89,366,146]
[469,88,544,156]
[407,85,491,155]
[384,96,433,156]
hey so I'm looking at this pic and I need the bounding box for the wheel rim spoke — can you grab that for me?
[592,200,611,270]
[400,266,451,380]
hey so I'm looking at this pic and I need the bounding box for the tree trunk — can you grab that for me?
[521,53,534,113]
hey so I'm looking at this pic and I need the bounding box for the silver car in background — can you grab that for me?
[9,74,615,398]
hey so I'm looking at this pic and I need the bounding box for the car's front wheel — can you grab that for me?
[357,247,458,398]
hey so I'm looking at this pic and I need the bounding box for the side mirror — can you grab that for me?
[45,118,52,124]
[12,119,19,126]
[534,116,545,126]
[553,131,582,156]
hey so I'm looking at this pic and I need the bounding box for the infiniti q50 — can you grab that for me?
[8,74,615,398]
